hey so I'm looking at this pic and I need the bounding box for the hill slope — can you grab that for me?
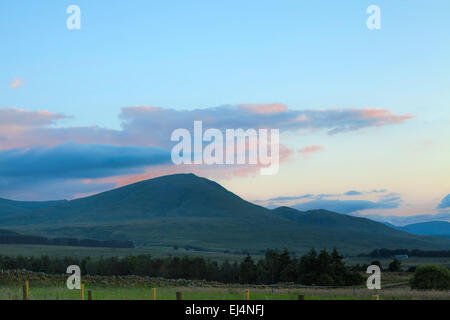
[0,174,449,254]
[0,198,64,218]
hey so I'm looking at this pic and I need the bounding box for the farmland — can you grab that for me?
[1,284,449,300]
[0,269,449,300]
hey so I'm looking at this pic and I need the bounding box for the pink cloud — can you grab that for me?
[0,105,414,151]
[298,145,325,154]
[10,78,25,89]
[0,108,66,127]
[239,103,288,114]
[0,104,415,200]
[423,140,433,147]
[298,145,325,158]
[359,108,415,125]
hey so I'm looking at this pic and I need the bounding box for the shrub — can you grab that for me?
[410,265,450,290]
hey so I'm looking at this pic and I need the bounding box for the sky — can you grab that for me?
[0,1,449,222]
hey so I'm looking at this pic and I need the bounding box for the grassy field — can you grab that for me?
[345,256,450,269]
[0,271,448,300]
[0,244,247,261]
[1,285,449,300]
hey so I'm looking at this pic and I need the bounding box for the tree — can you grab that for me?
[370,260,382,270]
[388,258,402,272]
[410,265,450,290]
[239,254,257,284]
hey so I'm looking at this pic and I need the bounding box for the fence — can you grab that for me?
[16,282,384,300]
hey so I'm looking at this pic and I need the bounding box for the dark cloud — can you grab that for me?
[0,179,116,202]
[0,143,171,179]
[0,143,171,200]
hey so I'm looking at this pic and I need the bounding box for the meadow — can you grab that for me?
[1,284,449,300]
[0,270,449,300]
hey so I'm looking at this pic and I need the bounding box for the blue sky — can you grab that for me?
[0,1,449,220]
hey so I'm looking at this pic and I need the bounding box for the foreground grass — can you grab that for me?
[1,285,449,300]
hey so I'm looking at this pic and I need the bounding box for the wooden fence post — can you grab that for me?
[81,283,85,300]
[22,280,29,300]
[245,289,250,300]
[152,288,157,300]
[88,290,93,300]
[176,292,182,300]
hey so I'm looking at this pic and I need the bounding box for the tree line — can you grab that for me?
[0,248,363,286]
[0,229,134,248]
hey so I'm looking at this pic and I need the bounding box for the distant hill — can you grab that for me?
[0,198,65,218]
[385,221,450,239]
[0,174,449,255]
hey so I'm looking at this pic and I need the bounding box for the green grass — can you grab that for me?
[1,285,449,300]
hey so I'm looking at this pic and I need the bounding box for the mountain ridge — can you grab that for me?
[0,174,449,254]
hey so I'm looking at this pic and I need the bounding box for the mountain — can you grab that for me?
[385,221,450,239]
[0,174,449,254]
[0,198,64,218]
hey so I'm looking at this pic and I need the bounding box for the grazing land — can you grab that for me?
[1,284,449,300]
[0,244,247,261]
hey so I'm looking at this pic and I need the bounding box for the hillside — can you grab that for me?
[0,198,64,218]
[0,174,449,255]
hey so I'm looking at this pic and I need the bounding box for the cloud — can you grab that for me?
[298,145,325,157]
[0,104,413,199]
[437,194,450,209]
[119,105,414,147]
[345,190,363,196]
[0,105,413,150]
[239,103,288,114]
[292,198,401,214]
[0,108,67,127]
[0,179,116,202]
[10,77,25,88]
[371,189,388,193]
[260,189,393,211]
[265,189,387,202]
[298,145,325,154]
[0,143,171,200]
[268,194,315,201]
[0,143,170,180]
